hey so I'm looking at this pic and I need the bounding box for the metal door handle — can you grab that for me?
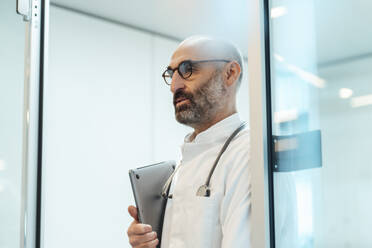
[16,0,31,21]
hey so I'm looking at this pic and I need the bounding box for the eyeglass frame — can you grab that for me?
[161,59,231,85]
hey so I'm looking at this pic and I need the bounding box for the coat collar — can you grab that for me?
[181,113,242,162]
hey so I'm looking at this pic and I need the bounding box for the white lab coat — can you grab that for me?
[161,114,251,248]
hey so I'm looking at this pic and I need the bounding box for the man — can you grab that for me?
[127,36,251,248]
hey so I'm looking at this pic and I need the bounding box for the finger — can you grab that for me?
[127,219,138,237]
[127,223,152,236]
[128,205,138,221]
[135,238,159,248]
[129,231,157,247]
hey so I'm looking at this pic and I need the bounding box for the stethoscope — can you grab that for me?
[161,122,246,198]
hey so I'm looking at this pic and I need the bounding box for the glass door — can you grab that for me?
[1,0,48,247]
[266,0,372,247]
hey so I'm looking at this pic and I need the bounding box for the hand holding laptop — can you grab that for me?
[127,205,159,248]
[127,161,175,248]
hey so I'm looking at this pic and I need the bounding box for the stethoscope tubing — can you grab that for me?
[204,122,247,189]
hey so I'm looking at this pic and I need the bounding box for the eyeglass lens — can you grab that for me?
[178,61,192,79]
[164,61,193,84]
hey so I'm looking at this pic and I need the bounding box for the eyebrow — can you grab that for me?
[166,61,184,71]
[168,59,192,69]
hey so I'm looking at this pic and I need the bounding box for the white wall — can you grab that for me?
[43,6,250,248]
[44,7,153,248]
[0,1,25,247]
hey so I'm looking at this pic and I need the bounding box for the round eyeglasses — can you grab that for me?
[162,59,231,85]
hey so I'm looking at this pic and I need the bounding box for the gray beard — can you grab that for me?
[175,72,227,126]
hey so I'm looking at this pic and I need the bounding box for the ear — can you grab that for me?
[224,61,241,87]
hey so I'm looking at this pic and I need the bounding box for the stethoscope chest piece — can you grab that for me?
[196,184,210,197]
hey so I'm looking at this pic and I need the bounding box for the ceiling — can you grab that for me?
[313,0,372,65]
[50,0,372,66]
[50,0,249,56]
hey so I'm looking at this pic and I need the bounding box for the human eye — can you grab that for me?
[179,61,193,78]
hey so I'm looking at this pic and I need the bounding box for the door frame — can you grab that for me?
[247,0,275,247]
[19,0,49,247]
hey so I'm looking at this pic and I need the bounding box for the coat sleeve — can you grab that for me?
[220,143,252,248]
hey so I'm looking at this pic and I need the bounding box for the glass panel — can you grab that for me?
[0,0,26,247]
[269,0,372,247]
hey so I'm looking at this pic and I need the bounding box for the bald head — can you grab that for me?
[174,36,244,88]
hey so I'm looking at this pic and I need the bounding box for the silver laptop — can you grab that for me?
[129,160,175,245]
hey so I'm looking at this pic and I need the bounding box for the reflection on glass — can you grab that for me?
[269,0,372,247]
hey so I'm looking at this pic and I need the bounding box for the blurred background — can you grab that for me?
[1,0,372,247]
[269,0,372,247]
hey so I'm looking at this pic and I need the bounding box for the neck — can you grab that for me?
[189,109,237,142]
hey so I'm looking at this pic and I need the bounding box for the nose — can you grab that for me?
[170,71,185,93]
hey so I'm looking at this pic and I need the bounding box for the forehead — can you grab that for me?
[169,42,211,68]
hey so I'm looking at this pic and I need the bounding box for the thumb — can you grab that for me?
[128,205,139,221]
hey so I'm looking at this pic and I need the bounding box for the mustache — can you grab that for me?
[173,89,194,106]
